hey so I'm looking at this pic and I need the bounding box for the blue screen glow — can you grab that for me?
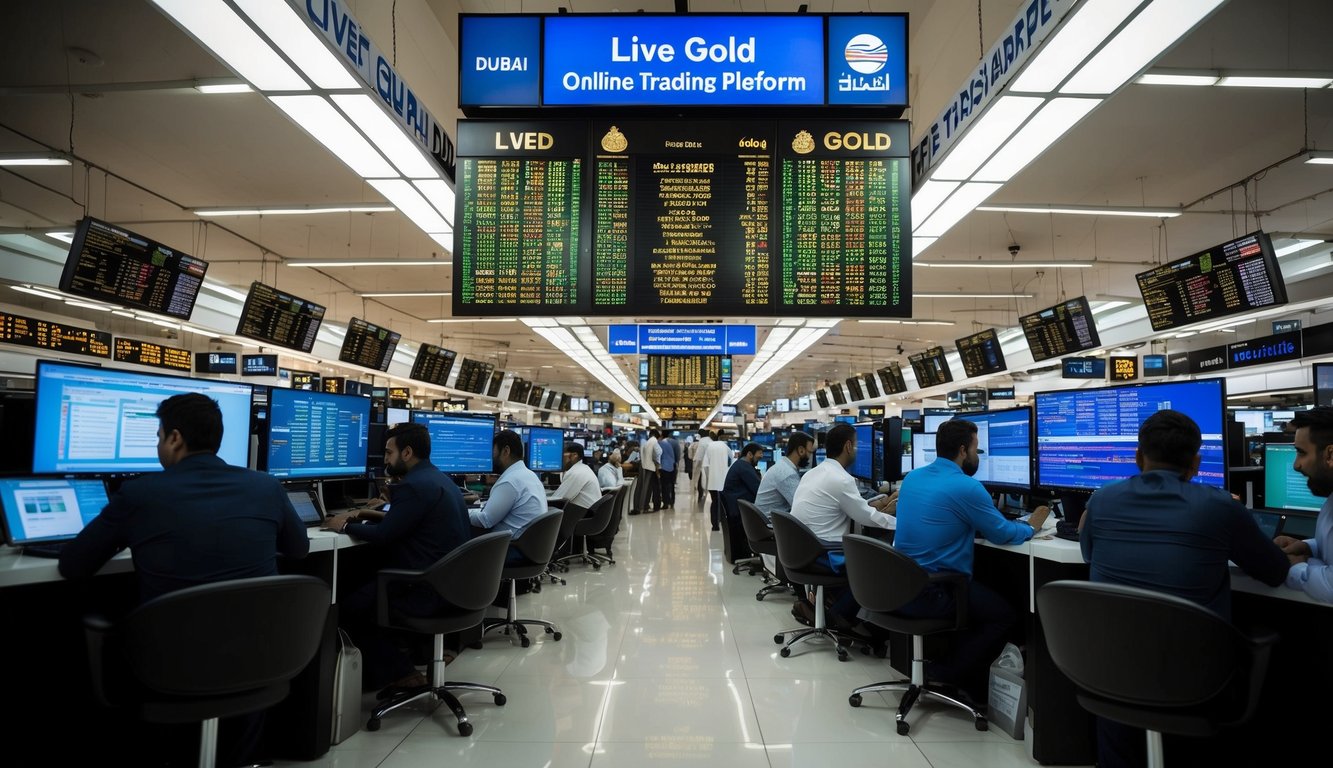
[956,408,1032,490]
[0,478,109,544]
[267,389,370,479]
[849,422,874,481]
[525,426,564,472]
[411,412,496,474]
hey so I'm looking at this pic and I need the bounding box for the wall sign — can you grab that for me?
[1227,331,1302,370]
[609,324,756,355]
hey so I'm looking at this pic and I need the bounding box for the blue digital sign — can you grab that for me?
[460,15,541,106]
[826,15,908,107]
[609,324,756,355]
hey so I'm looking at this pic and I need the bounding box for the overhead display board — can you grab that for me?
[459,14,907,109]
[454,119,911,317]
[60,216,207,320]
[876,362,908,395]
[1136,231,1288,332]
[1020,296,1100,363]
[0,310,111,359]
[608,324,756,355]
[1109,356,1138,381]
[338,318,401,372]
[456,358,496,394]
[955,328,1006,377]
[112,338,192,372]
[1062,357,1106,379]
[647,355,722,389]
[909,347,953,388]
[235,282,326,354]
[410,344,459,387]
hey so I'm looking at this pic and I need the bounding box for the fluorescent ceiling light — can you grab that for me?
[194,81,252,94]
[1011,0,1145,94]
[1305,151,1333,165]
[1275,239,1323,257]
[917,261,1092,269]
[976,204,1180,218]
[150,0,308,91]
[914,182,1003,238]
[62,300,109,311]
[270,95,396,178]
[932,96,1045,181]
[332,94,440,178]
[288,260,450,267]
[412,180,457,226]
[194,204,394,216]
[111,310,137,319]
[909,181,960,225]
[915,292,1034,299]
[974,98,1100,182]
[45,231,76,243]
[10,285,65,300]
[913,236,938,255]
[360,292,453,297]
[1060,0,1227,95]
[427,318,517,324]
[201,279,249,301]
[368,179,451,234]
[1135,72,1219,86]
[0,153,71,166]
[859,319,956,326]
[231,0,360,90]
[1218,75,1333,88]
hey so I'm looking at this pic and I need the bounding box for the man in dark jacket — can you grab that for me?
[721,442,764,530]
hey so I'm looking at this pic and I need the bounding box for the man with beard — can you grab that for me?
[1277,406,1333,602]
[892,418,1048,704]
[325,422,472,692]
[470,429,548,561]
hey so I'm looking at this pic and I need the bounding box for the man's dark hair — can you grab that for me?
[936,419,978,462]
[385,422,431,460]
[698,428,709,437]
[1291,407,1333,452]
[494,429,524,461]
[742,442,764,458]
[563,441,584,457]
[649,429,659,438]
[825,423,856,457]
[156,393,223,453]
[785,431,814,457]
[1137,410,1201,471]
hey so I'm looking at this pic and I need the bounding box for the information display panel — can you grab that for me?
[956,328,1006,377]
[338,318,401,372]
[266,389,370,479]
[876,362,907,395]
[509,378,532,404]
[410,344,458,387]
[1020,296,1100,363]
[59,216,207,319]
[1136,231,1287,332]
[411,412,495,473]
[456,358,495,394]
[647,355,722,389]
[235,282,325,353]
[241,354,277,376]
[955,407,1033,491]
[0,310,111,359]
[113,338,192,372]
[195,352,238,374]
[909,347,953,388]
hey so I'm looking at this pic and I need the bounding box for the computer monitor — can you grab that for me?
[954,407,1034,491]
[33,360,253,474]
[524,426,564,472]
[386,406,410,426]
[812,447,826,467]
[849,422,875,482]
[266,388,371,479]
[870,423,885,485]
[1317,363,1333,407]
[0,477,109,544]
[923,412,953,433]
[912,433,937,469]
[1035,378,1226,491]
[410,412,496,473]
[1263,442,1324,512]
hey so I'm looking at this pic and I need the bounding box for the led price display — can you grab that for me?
[112,338,192,372]
[410,344,458,387]
[0,310,111,359]
[909,347,953,388]
[338,317,401,372]
[456,358,495,394]
[956,328,1007,377]
[1020,296,1100,363]
[236,282,325,353]
[60,216,207,319]
[1137,231,1288,332]
[647,355,722,389]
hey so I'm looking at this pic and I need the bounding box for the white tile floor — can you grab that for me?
[278,486,1055,768]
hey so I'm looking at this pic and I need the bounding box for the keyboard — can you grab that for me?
[23,542,69,558]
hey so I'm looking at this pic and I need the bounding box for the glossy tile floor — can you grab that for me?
[279,482,1054,767]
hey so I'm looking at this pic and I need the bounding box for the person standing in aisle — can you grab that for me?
[692,429,713,504]
[659,431,679,508]
[703,430,733,531]
[640,429,662,513]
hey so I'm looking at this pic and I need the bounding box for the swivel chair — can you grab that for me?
[83,575,330,768]
[367,531,512,736]
[484,510,564,647]
[1037,581,1278,768]
[841,534,986,735]
[770,510,866,662]
[737,500,796,601]
[553,490,618,570]
[545,500,589,582]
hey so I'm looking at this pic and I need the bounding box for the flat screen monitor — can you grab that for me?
[33,361,253,474]
[236,281,326,353]
[796,395,812,411]
[923,413,953,433]
[0,477,109,544]
[955,407,1033,490]
[266,389,371,479]
[912,433,937,470]
[59,216,207,319]
[1021,296,1100,363]
[524,426,564,472]
[870,423,884,485]
[775,397,791,413]
[386,407,410,426]
[241,354,278,376]
[1232,410,1296,436]
[1142,353,1168,378]
[1316,363,1333,407]
[195,352,238,374]
[1035,378,1226,491]
[882,417,904,483]
[849,422,875,481]
[1136,231,1288,332]
[338,317,401,372]
[570,397,590,412]
[956,328,1007,377]
[1263,442,1324,512]
[411,412,496,473]
[815,388,831,409]
[909,346,953,387]
[1062,357,1106,379]
[830,383,848,406]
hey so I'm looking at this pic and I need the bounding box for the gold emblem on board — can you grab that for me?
[791,130,815,155]
[601,126,628,153]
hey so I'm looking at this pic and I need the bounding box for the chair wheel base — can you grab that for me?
[896,720,910,736]
[458,721,473,737]
[552,632,563,641]
[520,636,530,648]
[773,633,784,644]
[366,718,381,732]
[848,694,862,707]
[975,717,988,731]
[494,693,507,706]
[779,647,791,658]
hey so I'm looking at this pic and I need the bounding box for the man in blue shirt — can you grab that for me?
[894,419,1047,702]
[472,429,548,562]
[755,431,814,524]
[660,432,679,508]
[1277,406,1333,602]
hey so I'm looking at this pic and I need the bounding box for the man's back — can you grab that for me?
[370,461,471,571]
[59,453,308,602]
[894,458,1031,576]
[642,437,659,470]
[474,461,548,537]
[722,460,760,508]
[1082,470,1289,618]
[557,461,603,509]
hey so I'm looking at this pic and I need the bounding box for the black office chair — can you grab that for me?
[737,500,796,601]
[553,490,618,570]
[587,483,629,560]
[546,500,590,582]
[724,495,764,576]
[1037,581,1278,768]
[770,510,865,662]
[83,575,330,768]
[367,531,512,736]
[841,534,985,734]
[484,510,564,648]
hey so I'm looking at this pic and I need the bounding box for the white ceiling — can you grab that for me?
[1,0,1331,414]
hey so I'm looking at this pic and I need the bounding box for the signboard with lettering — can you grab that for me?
[608,324,755,355]
[1109,356,1138,382]
[1227,331,1302,370]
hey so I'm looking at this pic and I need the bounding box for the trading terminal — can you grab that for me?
[0,1,1331,766]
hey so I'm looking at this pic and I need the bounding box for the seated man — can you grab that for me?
[324,422,472,692]
[1081,409,1289,768]
[598,450,625,489]
[471,429,548,563]
[1277,406,1333,603]
[893,419,1047,704]
[754,431,815,574]
[721,441,765,537]
[551,441,603,512]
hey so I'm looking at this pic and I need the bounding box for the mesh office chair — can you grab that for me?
[367,531,512,736]
[770,510,866,662]
[484,510,564,647]
[737,500,796,601]
[83,575,331,768]
[553,490,618,569]
[841,534,986,734]
[1037,581,1278,768]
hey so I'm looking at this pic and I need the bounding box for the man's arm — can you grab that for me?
[834,475,895,530]
[550,474,575,501]
[470,479,514,530]
[58,495,128,580]
[963,482,1033,545]
[343,482,427,543]
[1223,502,1289,587]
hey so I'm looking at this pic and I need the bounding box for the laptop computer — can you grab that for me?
[0,477,110,554]
[1252,509,1285,539]
[286,488,326,527]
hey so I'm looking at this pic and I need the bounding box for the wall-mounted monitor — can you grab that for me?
[775,397,791,413]
[1062,357,1106,379]
[956,328,1007,377]
[59,216,207,319]
[1021,296,1100,363]
[235,282,325,353]
[241,354,278,376]
[796,395,811,411]
[1142,354,1168,378]
[1316,363,1333,407]
[1136,231,1288,332]
[411,412,497,474]
[338,317,401,372]
[265,388,371,480]
[195,352,238,374]
[909,347,953,388]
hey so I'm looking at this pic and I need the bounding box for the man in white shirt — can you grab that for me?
[702,431,733,530]
[551,442,603,512]
[640,429,662,513]
[598,450,624,490]
[691,429,712,503]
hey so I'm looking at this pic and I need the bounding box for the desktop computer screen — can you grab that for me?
[266,388,371,479]
[955,407,1033,490]
[923,412,953,433]
[386,406,410,426]
[1035,378,1226,491]
[870,423,885,485]
[0,477,109,544]
[912,433,937,470]
[1264,443,1324,512]
[411,412,496,473]
[33,360,253,474]
[849,422,875,481]
[524,426,564,472]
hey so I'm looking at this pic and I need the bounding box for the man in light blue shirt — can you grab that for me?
[472,430,547,562]
[659,433,678,508]
[755,431,814,524]
[1277,407,1333,603]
